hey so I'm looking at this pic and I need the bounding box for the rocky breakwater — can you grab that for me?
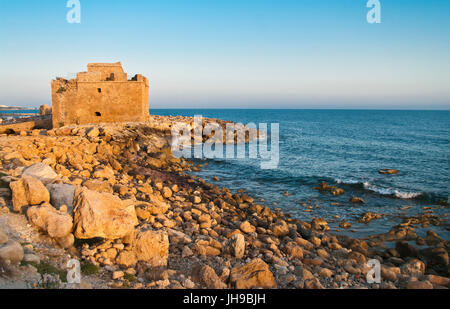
[0,117,448,289]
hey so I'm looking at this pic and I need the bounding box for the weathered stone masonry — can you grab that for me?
[51,62,149,128]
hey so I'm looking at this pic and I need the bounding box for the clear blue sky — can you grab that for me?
[1,0,449,109]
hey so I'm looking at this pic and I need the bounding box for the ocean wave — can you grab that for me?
[362,182,423,199]
[335,178,360,185]
[334,178,425,200]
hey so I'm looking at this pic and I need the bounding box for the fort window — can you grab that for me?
[95,112,102,117]
[97,88,102,93]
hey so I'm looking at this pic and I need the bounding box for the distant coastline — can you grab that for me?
[0,105,37,111]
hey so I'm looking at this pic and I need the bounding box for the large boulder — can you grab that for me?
[10,176,50,213]
[230,258,277,289]
[27,203,73,239]
[134,229,169,267]
[22,163,58,184]
[46,184,75,212]
[73,189,138,240]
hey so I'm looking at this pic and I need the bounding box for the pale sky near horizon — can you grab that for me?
[0,0,449,109]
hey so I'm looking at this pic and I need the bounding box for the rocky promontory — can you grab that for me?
[0,117,448,289]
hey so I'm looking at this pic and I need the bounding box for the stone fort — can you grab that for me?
[51,62,149,128]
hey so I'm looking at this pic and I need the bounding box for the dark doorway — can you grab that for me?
[95,112,102,117]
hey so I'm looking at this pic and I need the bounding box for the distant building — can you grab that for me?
[51,62,149,128]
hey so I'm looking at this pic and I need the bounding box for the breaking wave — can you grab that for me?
[334,178,426,200]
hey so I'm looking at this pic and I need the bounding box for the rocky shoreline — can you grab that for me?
[0,117,449,289]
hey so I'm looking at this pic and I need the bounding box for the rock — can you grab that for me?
[22,163,58,184]
[112,271,124,280]
[360,212,382,224]
[27,203,73,239]
[313,182,344,196]
[134,230,169,267]
[182,246,193,258]
[73,188,138,240]
[420,247,449,268]
[230,258,277,289]
[347,239,369,256]
[349,197,365,204]
[193,239,222,256]
[145,267,169,281]
[339,221,352,229]
[115,251,137,267]
[193,196,201,204]
[93,167,115,185]
[167,229,192,245]
[283,242,303,260]
[0,229,8,245]
[86,127,100,138]
[396,241,418,258]
[23,253,40,264]
[381,266,398,282]
[298,268,314,281]
[182,278,196,289]
[0,240,24,267]
[240,221,256,234]
[295,237,314,250]
[401,259,426,276]
[379,169,399,175]
[46,184,75,212]
[193,265,226,289]
[225,234,245,259]
[310,236,322,247]
[39,104,52,116]
[311,218,329,232]
[319,268,333,278]
[10,176,50,213]
[426,275,450,288]
[269,220,289,237]
[83,179,113,193]
[56,233,75,249]
[406,280,433,289]
[162,187,172,199]
[348,251,366,264]
[140,196,170,215]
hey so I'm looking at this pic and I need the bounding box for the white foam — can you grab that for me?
[335,178,360,184]
[362,182,422,199]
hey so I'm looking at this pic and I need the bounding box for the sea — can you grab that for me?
[152,109,450,241]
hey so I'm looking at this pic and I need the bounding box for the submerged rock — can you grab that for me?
[379,169,399,175]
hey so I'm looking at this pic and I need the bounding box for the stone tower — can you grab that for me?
[51,62,149,128]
